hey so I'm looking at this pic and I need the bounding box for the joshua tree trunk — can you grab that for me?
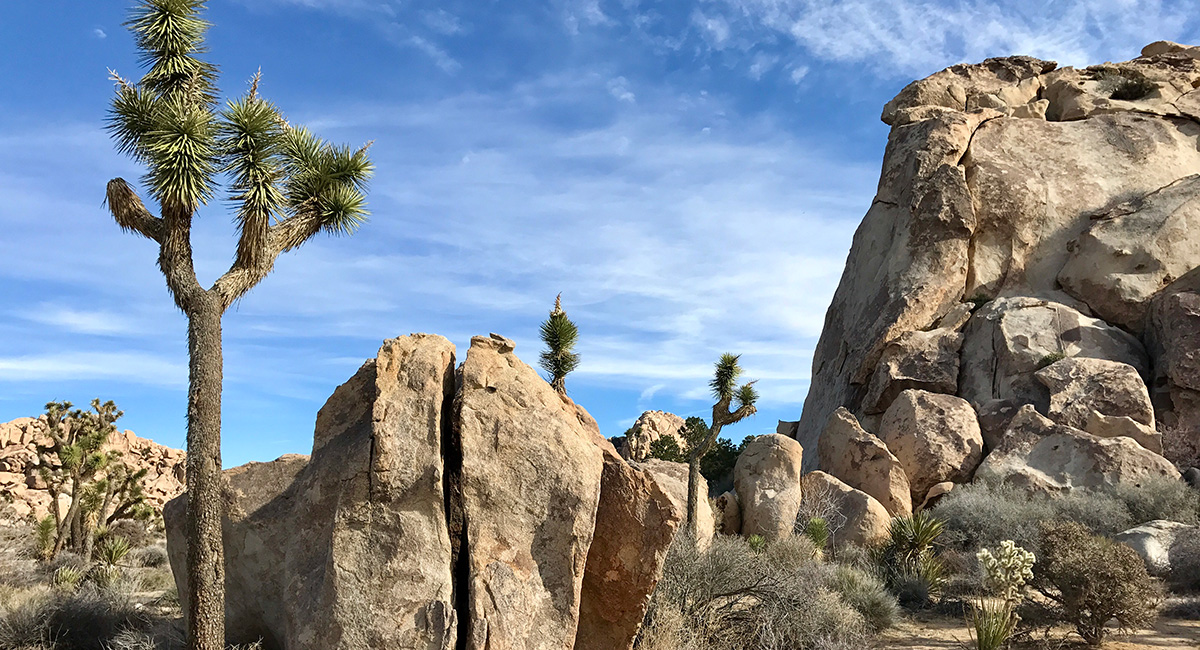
[185,296,225,650]
[686,420,724,542]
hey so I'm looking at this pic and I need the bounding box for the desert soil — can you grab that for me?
[881,611,1200,649]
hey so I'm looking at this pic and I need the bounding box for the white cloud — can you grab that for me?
[0,352,185,386]
[692,11,731,47]
[789,65,809,84]
[406,35,461,73]
[420,9,463,35]
[748,53,779,80]
[92,28,107,39]
[23,307,139,336]
[607,76,636,102]
[709,0,1200,75]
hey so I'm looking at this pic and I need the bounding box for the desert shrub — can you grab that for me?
[640,533,872,650]
[129,545,169,569]
[1107,475,1200,526]
[802,517,830,551]
[968,599,1018,650]
[933,480,1196,554]
[103,520,154,551]
[825,565,898,632]
[1162,596,1200,620]
[51,566,85,592]
[1094,66,1157,101]
[0,585,150,650]
[872,512,948,607]
[796,476,847,548]
[1169,527,1200,592]
[1035,520,1161,645]
[98,537,132,568]
[1036,352,1066,369]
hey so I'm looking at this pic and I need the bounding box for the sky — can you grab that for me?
[2,1,1199,467]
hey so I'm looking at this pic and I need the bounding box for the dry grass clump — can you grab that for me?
[638,532,895,650]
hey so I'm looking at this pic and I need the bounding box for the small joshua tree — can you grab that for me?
[686,354,757,542]
[105,2,373,647]
[35,400,149,560]
[539,293,580,394]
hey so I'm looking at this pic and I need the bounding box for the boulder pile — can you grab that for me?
[0,416,185,526]
[163,333,684,650]
[788,42,1199,514]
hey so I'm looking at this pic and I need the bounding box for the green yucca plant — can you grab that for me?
[104,2,374,647]
[52,565,85,592]
[539,294,580,395]
[874,511,948,607]
[98,536,132,567]
[968,599,1018,650]
[804,517,830,551]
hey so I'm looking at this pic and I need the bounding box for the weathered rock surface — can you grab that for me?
[713,490,741,536]
[576,445,682,650]
[794,46,1200,469]
[802,471,891,549]
[640,458,715,549]
[817,408,912,516]
[734,434,805,540]
[0,417,185,526]
[1035,357,1155,431]
[879,390,984,504]
[1115,520,1195,576]
[975,406,1180,492]
[1148,280,1200,425]
[862,328,964,414]
[616,410,686,462]
[164,333,682,650]
[959,297,1150,410]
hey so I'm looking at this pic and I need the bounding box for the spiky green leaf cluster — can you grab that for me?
[539,299,580,388]
[108,0,372,231]
[710,353,742,401]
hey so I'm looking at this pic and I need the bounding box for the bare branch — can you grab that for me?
[105,178,164,242]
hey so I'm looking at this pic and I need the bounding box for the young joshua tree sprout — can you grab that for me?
[539,293,580,394]
[104,2,373,648]
[687,353,757,543]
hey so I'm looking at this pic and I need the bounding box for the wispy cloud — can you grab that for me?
[0,352,185,386]
[92,28,107,40]
[22,306,140,336]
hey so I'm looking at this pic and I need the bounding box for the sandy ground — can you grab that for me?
[880,611,1200,649]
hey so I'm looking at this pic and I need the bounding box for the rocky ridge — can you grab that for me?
[0,416,185,526]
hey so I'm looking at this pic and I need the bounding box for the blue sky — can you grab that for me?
[2,0,1199,467]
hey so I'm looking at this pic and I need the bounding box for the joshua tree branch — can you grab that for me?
[158,202,206,313]
[210,211,323,309]
[105,178,164,243]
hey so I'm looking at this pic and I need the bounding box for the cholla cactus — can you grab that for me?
[978,540,1036,606]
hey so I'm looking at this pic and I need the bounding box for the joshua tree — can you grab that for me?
[35,400,148,560]
[687,354,757,542]
[104,2,373,647]
[539,293,580,394]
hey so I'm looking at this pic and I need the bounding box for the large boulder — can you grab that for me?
[457,334,605,650]
[166,333,680,650]
[1148,282,1200,426]
[1114,520,1196,576]
[975,406,1181,492]
[879,390,984,504]
[639,459,715,548]
[1034,357,1160,452]
[802,471,891,549]
[959,297,1150,410]
[166,334,459,649]
[862,328,964,415]
[734,434,805,540]
[817,408,912,516]
[576,446,682,650]
[617,411,686,462]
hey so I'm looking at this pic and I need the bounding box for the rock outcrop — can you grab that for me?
[641,458,714,548]
[879,390,983,504]
[793,44,1200,498]
[164,333,682,650]
[0,417,185,526]
[616,411,686,462]
[734,434,805,540]
[817,408,912,516]
[802,471,891,549]
[1115,520,1196,576]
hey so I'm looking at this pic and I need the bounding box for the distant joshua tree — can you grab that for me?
[104,2,373,648]
[687,354,757,543]
[539,293,580,394]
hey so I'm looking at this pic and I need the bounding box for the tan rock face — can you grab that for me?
[975,406,1180,492]
[1035,357,1155,429]
[639,458,715,549]
[734,434,805,540]
[802,471,891,549]
[862,328,963,415]
[714,490,741,536]
[879,390,984,504]
[458,334,605,650]
[618,411,687,462]
[959,297,1149,410]
[817,408,912,516]
[1148,282,1200,425]
[576,447,682,650]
